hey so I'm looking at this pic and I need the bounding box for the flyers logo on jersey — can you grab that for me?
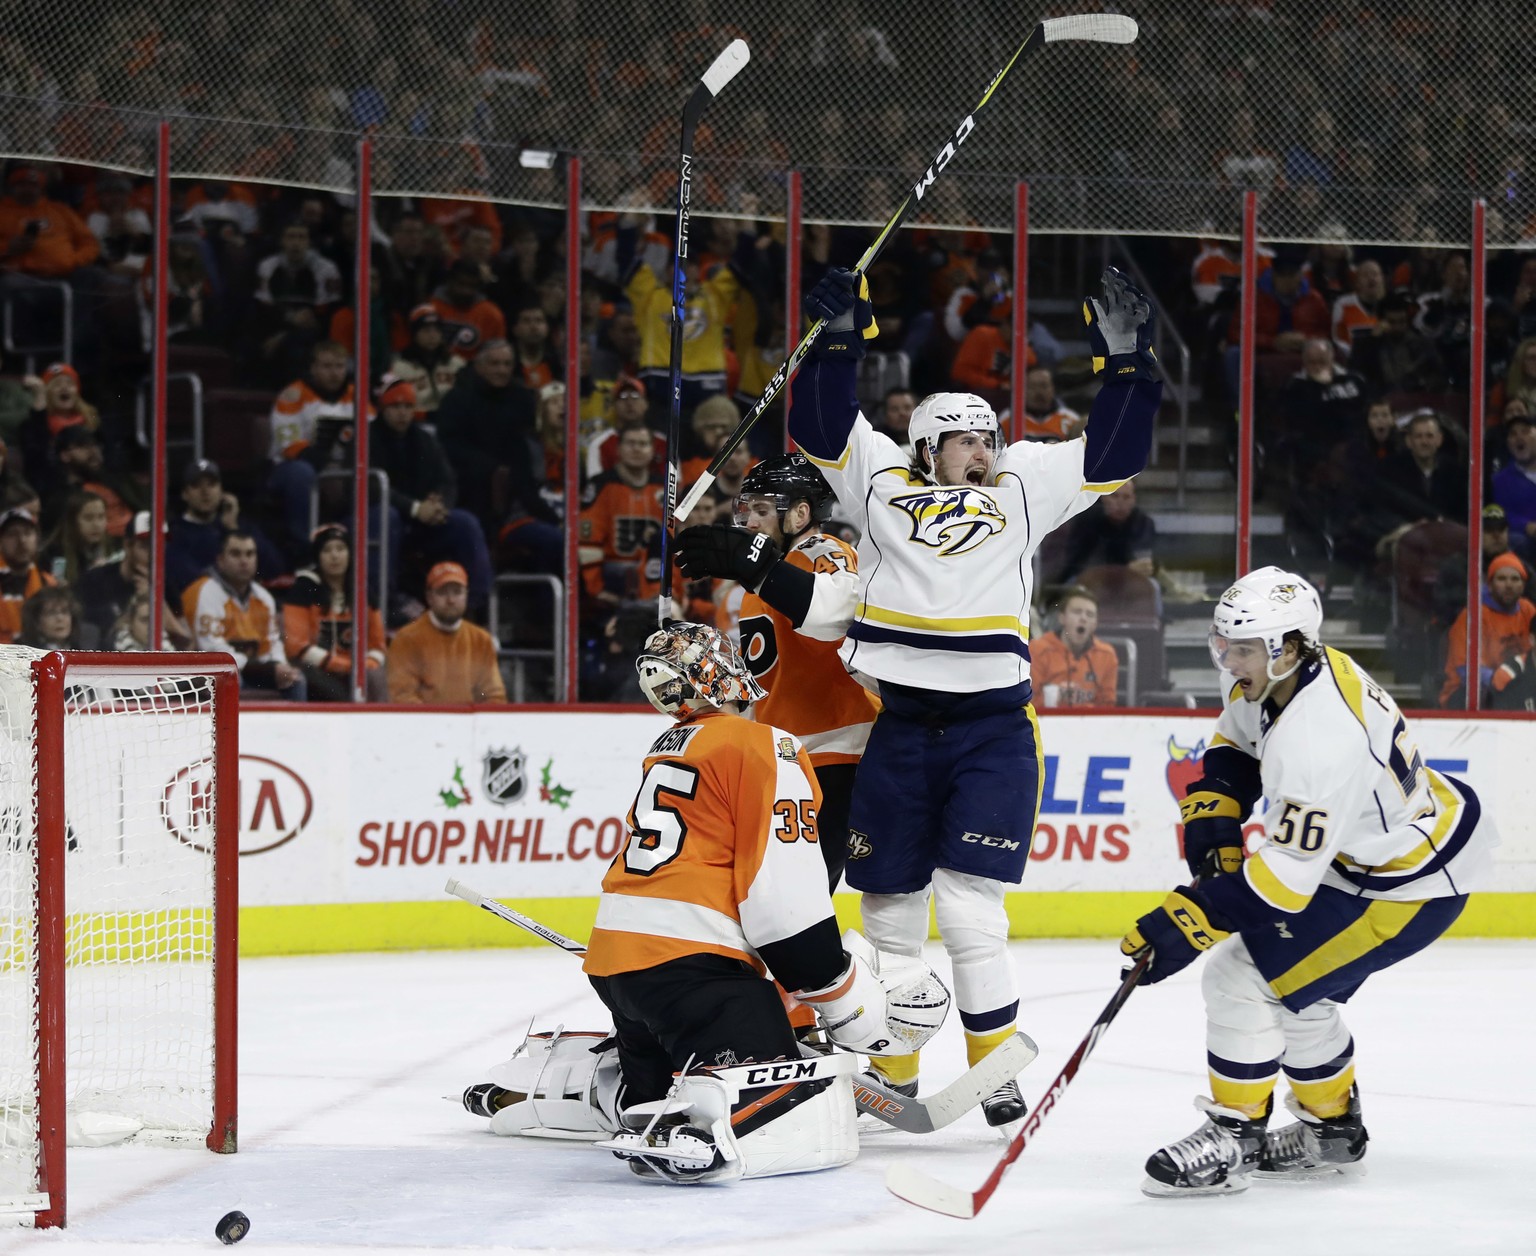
[890,487,1005,556]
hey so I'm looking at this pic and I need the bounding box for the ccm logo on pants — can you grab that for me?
[962,832,1021,851]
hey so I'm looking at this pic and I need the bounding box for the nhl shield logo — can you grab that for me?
[890,487,1006,556]
[482,747,528,806]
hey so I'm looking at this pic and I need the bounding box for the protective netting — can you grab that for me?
[2,1,1534,243]
[0,648,225,1220]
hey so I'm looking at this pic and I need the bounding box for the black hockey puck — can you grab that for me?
[216,1210,250,1244]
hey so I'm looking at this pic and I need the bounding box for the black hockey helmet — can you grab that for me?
[735,453,835,537]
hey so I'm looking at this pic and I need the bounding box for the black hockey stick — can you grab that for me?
[886,950,1151,1217]
[659,38,750,622]
[443,876,1033,1133]
[673,12,1138,524]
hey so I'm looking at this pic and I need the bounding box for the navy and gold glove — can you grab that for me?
[1120,887,1231,985]
[1084,266,1158,381]
[674,524,782,591]
[804,267,878,360]
[1179,791,1245,880]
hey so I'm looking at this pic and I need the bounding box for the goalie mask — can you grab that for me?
[635,621,767,718]
[1209,566,1323,700]
[908,392,1001,486]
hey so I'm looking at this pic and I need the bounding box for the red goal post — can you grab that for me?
[1,649,239,1229]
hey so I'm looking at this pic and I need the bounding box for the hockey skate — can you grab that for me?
[1142,1096,1268,1197]
[461,1082,513,1118]
[981,1078,1027,1137]
[1255,1087,1368,1179]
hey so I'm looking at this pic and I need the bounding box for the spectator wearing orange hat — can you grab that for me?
[369,377,492,605]
[19,362,100,476]
[385,305,463,418]
[1441,552,1536,708]
[385,562,506,704]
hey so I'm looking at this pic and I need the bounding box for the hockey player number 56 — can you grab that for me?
[625,762,700,875]
[1272,802,1329,852]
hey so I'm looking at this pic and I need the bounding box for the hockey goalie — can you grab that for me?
[462,621,951,1183]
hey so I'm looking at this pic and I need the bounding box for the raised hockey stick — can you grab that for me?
[444,878,587,955]
[659,38,751,623]
[444,877,1035,1133]
[885,951,1152,1217]
[673,11,1138,524]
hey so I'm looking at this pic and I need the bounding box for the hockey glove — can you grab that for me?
[1084,266,1158,382]
[797,949,896,1055]
[1179,791,1246,880]
[1120,886,1231,985]
[673,524,782,591]
[803,267,878,360]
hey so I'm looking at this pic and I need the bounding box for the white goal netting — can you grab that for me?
[0,647,229,1221]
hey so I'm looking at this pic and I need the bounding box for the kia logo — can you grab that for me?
[162,754,314,856]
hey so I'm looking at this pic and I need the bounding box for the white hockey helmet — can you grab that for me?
[635,621,767,718]
[908,392,1000,484]
[1209,566,1323,696]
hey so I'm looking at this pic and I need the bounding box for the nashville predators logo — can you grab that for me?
[890,488,1006,556]
[1269,584,1300,603]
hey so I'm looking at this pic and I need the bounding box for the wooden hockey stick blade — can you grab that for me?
[854,1031,1038,1133]
[674,12,1138,524]
[444,878,588,954]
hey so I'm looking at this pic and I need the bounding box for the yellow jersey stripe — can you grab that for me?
[803,446,853,472]
[1082,478,1128,494]
[1324,647,1370,735]
[1369,773,1461,875]
[1026,702,1046,824]
[1245,852,1313,913]
[855,602,1030,637]
[1268,899,1424,999]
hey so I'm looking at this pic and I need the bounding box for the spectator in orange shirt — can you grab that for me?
[1441,552,1536,707]
[1030,587,1119,708]
[282,524,388,702]
[950,313,1013,412]
[184,530,306,702]
[0,508,57,646]
[510,301,559,391]
[420,191,502,258]
[385,561,506,704]
[1331,259,1385,361]
[0,165,100,278]
[1021,366,1085,443]
[17,362,101,492]
[45,427,145,540]
[430,259,507,361]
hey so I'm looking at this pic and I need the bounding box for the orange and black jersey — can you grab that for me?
[583,709,844,995]
[736,532,874,766]
[578,469,665,597]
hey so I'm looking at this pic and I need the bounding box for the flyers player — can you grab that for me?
[461,621,950,1183]
[672,453,877,891]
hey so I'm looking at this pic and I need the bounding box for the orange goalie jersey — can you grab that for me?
[583,709,833,979]
[736,533,877,767]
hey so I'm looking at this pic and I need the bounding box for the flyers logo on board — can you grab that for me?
[1165,735,1207,803]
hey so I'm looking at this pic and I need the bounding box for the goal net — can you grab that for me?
[0,648,238,1229]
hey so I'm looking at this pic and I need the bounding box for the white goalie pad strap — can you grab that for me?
[487,1028,623,1138]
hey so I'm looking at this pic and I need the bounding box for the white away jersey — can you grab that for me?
[1214,648,1495,910]
[804,414,1125,692]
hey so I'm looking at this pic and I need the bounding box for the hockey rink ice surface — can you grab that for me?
[6,940,1532,1255]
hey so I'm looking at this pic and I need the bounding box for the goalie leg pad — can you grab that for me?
[485,1028,624,1138]
[602,1053,859,1184]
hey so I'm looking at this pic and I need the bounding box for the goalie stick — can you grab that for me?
[659,38,750,622]
[885,951,1153,1218]
[443,877,1035,1132]
[673,11,1138,524]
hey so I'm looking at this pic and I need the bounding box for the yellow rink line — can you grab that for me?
[238,892,1536,956]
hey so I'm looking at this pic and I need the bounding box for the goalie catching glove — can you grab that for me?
[1120,887,1232,985]
[796,929,949,1055]
[1084,266,1158,382]
[802,268,879,360]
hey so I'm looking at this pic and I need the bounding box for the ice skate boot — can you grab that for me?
[1142,1096,1268,1197]
[1256,1086,1367,1179]
[461,1082,513,1118]
[981,1078,1027,1135]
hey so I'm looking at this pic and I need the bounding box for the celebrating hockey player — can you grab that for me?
[1121,567,1495,1197]
[672,452,876,890]
[785,265,1163,1130]
[463,620,950,1184]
